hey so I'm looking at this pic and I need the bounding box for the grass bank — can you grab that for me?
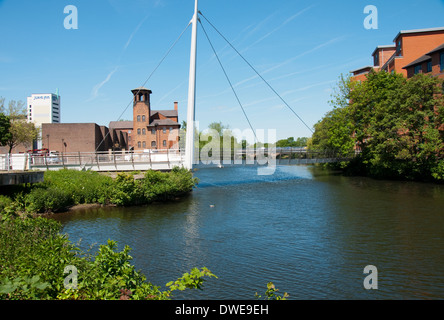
[0,167,198,215]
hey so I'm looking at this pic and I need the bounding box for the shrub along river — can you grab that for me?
[52,165,444,299]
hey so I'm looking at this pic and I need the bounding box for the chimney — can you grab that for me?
[174,102,178,111]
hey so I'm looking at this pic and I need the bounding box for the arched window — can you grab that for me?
[137,128,141,135]
[151,129,156,135]
[142,115,146,122]
[142,128,146,135]
[142,141,146,148]
[163,140,167,147]
[151,141,156,148]
[137,115,141,122]
[137,141,141,148]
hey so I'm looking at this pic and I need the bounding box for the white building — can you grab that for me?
[27,93,61,149]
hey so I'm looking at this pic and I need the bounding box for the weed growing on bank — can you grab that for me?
[1,167,198,214]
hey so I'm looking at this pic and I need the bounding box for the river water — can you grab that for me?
[52,165,444,299]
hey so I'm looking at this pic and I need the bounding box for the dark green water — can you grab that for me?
[52,165,444,299]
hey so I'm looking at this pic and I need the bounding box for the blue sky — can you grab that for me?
[1,0,444,142]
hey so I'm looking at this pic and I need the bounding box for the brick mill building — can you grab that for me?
[351,26,444,81]
[38,87,181,154]
[109,87,181,152]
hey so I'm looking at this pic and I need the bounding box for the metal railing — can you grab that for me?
[1,148,357,172]
[27,149,185,172]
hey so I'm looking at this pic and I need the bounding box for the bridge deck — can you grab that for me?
[0,149,354,172]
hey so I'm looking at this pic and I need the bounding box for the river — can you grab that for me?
[52,165,444,299]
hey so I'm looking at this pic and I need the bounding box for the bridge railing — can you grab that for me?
[28,149,185,171]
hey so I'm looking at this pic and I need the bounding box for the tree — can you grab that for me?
[0,98,39,153]
[0,113,11,147]
[311,71,444,181]
[207,121,229,136]
[276,137,309,148]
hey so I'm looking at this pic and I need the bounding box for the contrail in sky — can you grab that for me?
[88,66,119,101]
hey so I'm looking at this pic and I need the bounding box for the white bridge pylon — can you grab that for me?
[184,0,199,170]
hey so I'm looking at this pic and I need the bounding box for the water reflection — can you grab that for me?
[52,166,444,299]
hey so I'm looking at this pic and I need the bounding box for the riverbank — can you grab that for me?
[0,167,198,216]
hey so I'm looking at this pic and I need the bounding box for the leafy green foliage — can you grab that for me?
[0,216,216,300]
[276,137,308,148]
[311,71,444,181]
[0,112,11,147]
[4,168,197,214]
[166,267,217,292]
[255,282,289,300]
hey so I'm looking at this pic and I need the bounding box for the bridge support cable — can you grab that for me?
[199,12,314,134]
[198,19,259,144]
[91,22,191,162]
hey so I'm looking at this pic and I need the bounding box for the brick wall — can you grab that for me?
[42,123,109,153]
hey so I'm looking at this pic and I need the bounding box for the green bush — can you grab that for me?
[24,187,73,213]
[0,195,13,213]
[5,168,197,214]
[0,216,216,300]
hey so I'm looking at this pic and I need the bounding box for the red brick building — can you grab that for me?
[40,123,120,153]
[111,87,181,151]
[403,43,444,79]
[351,26,444,80]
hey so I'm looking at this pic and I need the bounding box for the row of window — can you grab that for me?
[137,140,168,148]
[136,115,146,122]
[136,127,175,135]
[414,52,444,75]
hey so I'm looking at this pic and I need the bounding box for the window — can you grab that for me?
[137,128,141,135]
[441,52,444,71]
[142,128,146,135]
[142,141,146,148]
[138,142,141,148]
[169,127,173,132]
[427,61,432,73]
[137,115,141,122]
[142,115,146,122]
[162,127,167,134]
[151,129,156,135]
[374,53,379,66]
[396,40,402,55]
[414,64,422,75]
[151,141,156,148]
[163,140,167,147]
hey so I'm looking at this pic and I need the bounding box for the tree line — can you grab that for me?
[309,71,444,181]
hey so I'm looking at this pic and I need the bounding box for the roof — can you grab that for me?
[131,87,152,93]
[109,121,133,130]
[150,110,178,118]
[371,45,396,57]
[402,54,432,69]
[393,26,444,42]
[149,119,181,127]
[350,66,373,75]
